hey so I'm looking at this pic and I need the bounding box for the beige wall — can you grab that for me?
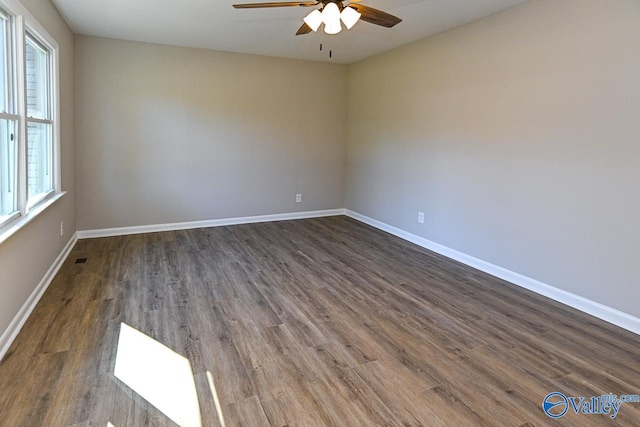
[346,0,640,317]
[75,36,348,231]
[0,0,75,338]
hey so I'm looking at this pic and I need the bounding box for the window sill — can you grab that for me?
[0,191,66,246]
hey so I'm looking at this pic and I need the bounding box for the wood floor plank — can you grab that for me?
[232,396,271,427]
[0,350,69,426]
[1,216,639,426]
[352,360,447,426]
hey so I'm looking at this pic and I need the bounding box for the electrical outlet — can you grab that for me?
[296,194,302,203]
[418,212,424,224]
[60,221,64,236]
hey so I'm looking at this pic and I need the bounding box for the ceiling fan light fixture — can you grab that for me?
[340,6,361,30]
[324,21,342,34]
[303,9,322,31]
[321,2,341,26]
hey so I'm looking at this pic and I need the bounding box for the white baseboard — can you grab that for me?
[345,209,640,336]
[77,209,347,239]
[0,232,78,361]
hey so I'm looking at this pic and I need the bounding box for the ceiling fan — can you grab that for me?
[232,1,402,36]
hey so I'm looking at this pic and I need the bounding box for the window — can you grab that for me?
[0,0,60,236]
[26,34,53,205]
[0,8,17,223]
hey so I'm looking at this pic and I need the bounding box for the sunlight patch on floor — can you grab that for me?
[114,323,202,427]
[206,370,227,427]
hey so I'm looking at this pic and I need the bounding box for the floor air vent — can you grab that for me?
[75,258,87,264]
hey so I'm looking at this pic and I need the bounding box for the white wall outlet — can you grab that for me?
[418,212,424,224]
[60,221,64,236]
[296,194,302,203]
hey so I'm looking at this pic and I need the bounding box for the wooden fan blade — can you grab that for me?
[296,22,313,35]
[348,4,402,28]
[233,2,318,8]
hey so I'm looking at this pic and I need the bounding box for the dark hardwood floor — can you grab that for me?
[1,216,639,426]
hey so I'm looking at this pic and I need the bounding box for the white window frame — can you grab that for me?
[0,0,62,244]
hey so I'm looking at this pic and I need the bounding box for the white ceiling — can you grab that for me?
[51,0,528,64]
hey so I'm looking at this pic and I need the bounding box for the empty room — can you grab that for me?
[1,0,639,425]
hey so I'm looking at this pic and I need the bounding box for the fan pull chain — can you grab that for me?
[318,32,332,59]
